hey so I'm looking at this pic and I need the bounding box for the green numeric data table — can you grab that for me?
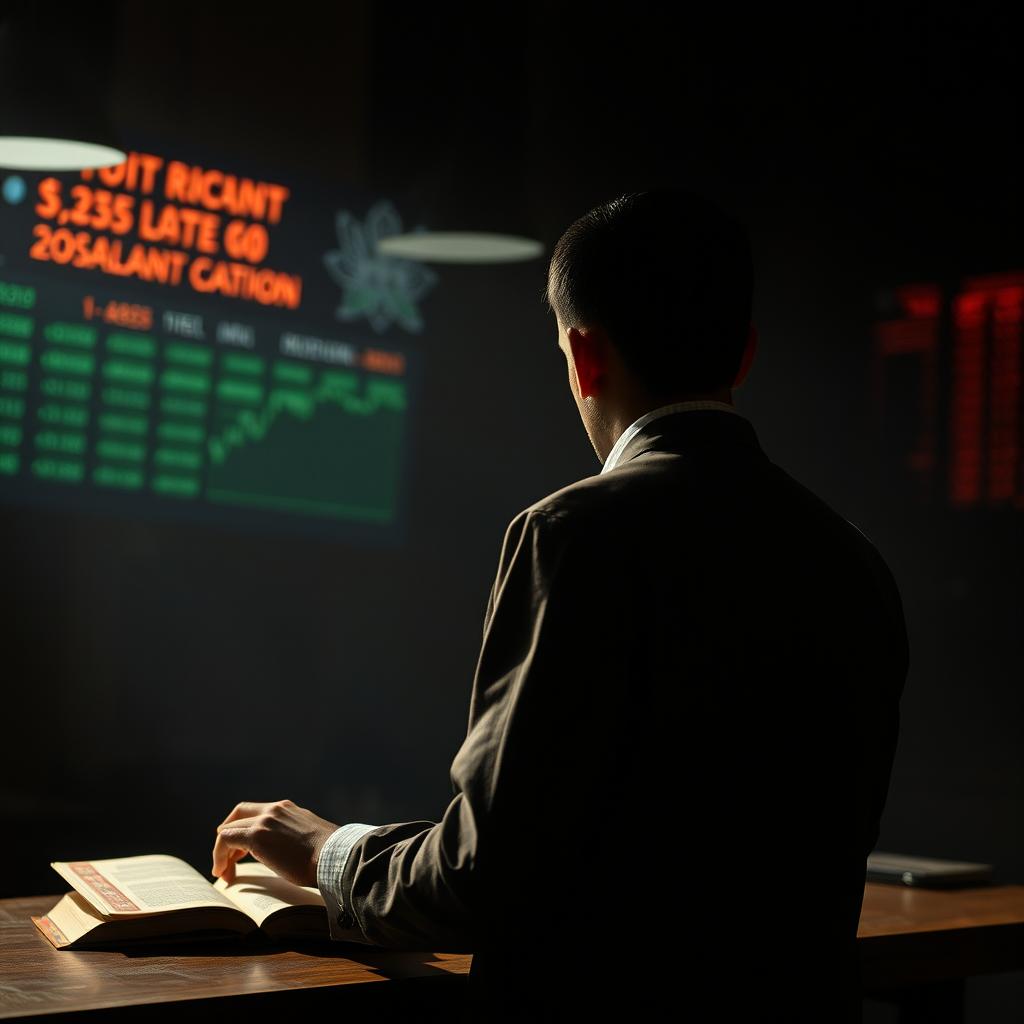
[0,275,414,536]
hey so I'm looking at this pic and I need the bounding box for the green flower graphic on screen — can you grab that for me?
[323,201,437,334]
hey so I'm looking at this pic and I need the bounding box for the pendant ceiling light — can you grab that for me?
[375,148,545,266]
[376,231,543,265]
[0,3,125,171]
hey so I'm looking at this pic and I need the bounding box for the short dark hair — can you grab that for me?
[544,188,753,396]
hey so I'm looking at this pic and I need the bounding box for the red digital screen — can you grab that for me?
[873,273,1024,509]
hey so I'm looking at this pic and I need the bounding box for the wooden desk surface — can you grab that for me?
[3,884,1024,1019]
[1,895,472,1020]
[858,882,1024,990]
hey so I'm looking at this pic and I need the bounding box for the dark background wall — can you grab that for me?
[3,4,1021,1020]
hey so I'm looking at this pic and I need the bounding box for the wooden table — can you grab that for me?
[858,882,1024,1022]
[0,896,472,1021]
[2,884,1023,1021]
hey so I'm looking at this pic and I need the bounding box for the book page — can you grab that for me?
[34,891,110,947]
[52,854,241,917]
[214,859,325,927]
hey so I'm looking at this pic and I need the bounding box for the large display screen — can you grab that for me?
[0,138,429,541]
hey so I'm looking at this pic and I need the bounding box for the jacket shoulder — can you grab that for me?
[518,462,666,531]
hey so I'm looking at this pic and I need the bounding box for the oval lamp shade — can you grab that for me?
[381,154,546,266]
[376,231,544,264]
[0,5,126,171]
[0,137,126,172]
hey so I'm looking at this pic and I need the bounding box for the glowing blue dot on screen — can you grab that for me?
[3,176,27,204]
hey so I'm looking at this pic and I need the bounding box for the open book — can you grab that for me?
[32,854,336,949]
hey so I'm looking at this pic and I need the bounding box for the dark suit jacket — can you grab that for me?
[336,409,909,1022]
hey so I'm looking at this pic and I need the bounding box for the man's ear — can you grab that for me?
[567,325,605,400]
[733,323,758,389]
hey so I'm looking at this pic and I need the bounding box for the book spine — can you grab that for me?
[32,914,72,949]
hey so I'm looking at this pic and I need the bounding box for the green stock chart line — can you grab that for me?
[206,372,407,521]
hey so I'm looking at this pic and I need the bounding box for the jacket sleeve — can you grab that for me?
[329,506,621,952]
[854,538,911,859]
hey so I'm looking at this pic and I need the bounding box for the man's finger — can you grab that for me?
[212,814,262,877]
[212,838,251,883]
[216,848,249,885]
[210,846,248,884]
[217,801,273,829]
[212,834,250,879]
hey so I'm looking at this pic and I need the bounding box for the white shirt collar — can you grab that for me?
[600,400,741,474]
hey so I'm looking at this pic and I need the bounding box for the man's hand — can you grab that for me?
[211,799,340,888]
